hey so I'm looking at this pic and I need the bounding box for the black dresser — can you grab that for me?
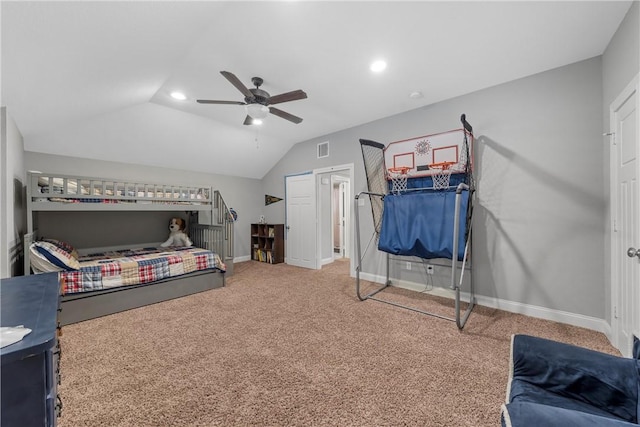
[1,273,61,427]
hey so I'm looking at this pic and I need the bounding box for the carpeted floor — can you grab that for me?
[57,259,618,426]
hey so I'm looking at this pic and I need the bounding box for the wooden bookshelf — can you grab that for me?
[250,224,284,264]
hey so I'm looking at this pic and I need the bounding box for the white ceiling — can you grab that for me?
[1,1,632,179]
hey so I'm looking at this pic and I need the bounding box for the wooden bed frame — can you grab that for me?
[24,172,234,325]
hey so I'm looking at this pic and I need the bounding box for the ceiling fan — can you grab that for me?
[197,71,307,125]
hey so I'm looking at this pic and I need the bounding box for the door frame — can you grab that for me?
[314,163,355,275]
[331,174,350,260]
[609,73,640,356]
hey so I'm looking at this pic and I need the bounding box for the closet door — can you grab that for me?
[610,75,639,357]
[285,173,317,269]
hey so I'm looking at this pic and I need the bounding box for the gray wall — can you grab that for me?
[33,211,182,249]
[1,107,26,277]
[263,56,606,319]
[601,1,640,325]
[24,152,263,259]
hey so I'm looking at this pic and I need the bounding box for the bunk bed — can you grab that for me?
[23,172,234,326]
[355,114,475,329]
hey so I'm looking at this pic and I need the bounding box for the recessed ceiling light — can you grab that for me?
[252,119,263,125]
[171,91,187,100]
[370,60,387,73]
[409,91,423,99]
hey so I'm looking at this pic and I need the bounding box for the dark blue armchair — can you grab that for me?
[501,334,640,427]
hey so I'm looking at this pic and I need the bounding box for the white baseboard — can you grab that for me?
[356,271,611,336]
[233,255,251,263]
[321,257,334,266]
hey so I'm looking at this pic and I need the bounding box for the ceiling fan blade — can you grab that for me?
[197,99,246,105]
[269,107,303,124]
[220,71,254,99]
[243,115,254,126]
[267,89,307,105]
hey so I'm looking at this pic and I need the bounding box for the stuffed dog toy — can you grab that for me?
[161,217,193,247]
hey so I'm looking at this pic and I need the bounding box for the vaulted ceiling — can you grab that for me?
[1,1,632,179]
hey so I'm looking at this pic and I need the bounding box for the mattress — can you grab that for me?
[60,246,225,295]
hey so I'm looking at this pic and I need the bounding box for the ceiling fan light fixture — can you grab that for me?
[197,71,305,124]
[246,104,269,119]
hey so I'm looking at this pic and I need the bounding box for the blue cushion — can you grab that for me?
[502,401,639,427]
[508,335,640,424]
[509,379,626,422]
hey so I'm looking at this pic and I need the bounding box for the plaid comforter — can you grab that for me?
[60,247,225,294]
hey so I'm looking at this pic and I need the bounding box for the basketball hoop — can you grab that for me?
[388,166,411,194]
[430,162,454,189]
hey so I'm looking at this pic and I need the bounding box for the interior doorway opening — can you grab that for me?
[314,164,354,273]
[331,175,350,260]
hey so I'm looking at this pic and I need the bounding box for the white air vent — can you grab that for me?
[317,141,329,158]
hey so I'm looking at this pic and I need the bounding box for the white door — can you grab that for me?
[286,173,317,269]
[611,75,639,357]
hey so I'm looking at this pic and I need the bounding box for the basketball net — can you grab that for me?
[430,162,454,190]
[388,167,410,194]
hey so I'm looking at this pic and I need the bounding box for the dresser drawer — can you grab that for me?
[1,273,60,427]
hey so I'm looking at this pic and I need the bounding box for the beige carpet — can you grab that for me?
[57,259,618,427]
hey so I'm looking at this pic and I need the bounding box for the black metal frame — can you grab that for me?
[355,114,475,329]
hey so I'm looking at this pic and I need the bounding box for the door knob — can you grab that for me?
[628,247,640,259]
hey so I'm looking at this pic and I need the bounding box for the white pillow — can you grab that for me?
[30,240,80,272]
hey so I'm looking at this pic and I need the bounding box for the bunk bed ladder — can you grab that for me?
[189,191,234,276]
[215,190,235,275]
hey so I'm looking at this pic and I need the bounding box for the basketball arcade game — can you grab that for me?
[355,114,475,329]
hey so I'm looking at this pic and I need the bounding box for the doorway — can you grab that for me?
[331,175,350,260]
[314,165,354,270]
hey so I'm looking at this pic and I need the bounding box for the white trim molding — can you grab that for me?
[355,271,612,336]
